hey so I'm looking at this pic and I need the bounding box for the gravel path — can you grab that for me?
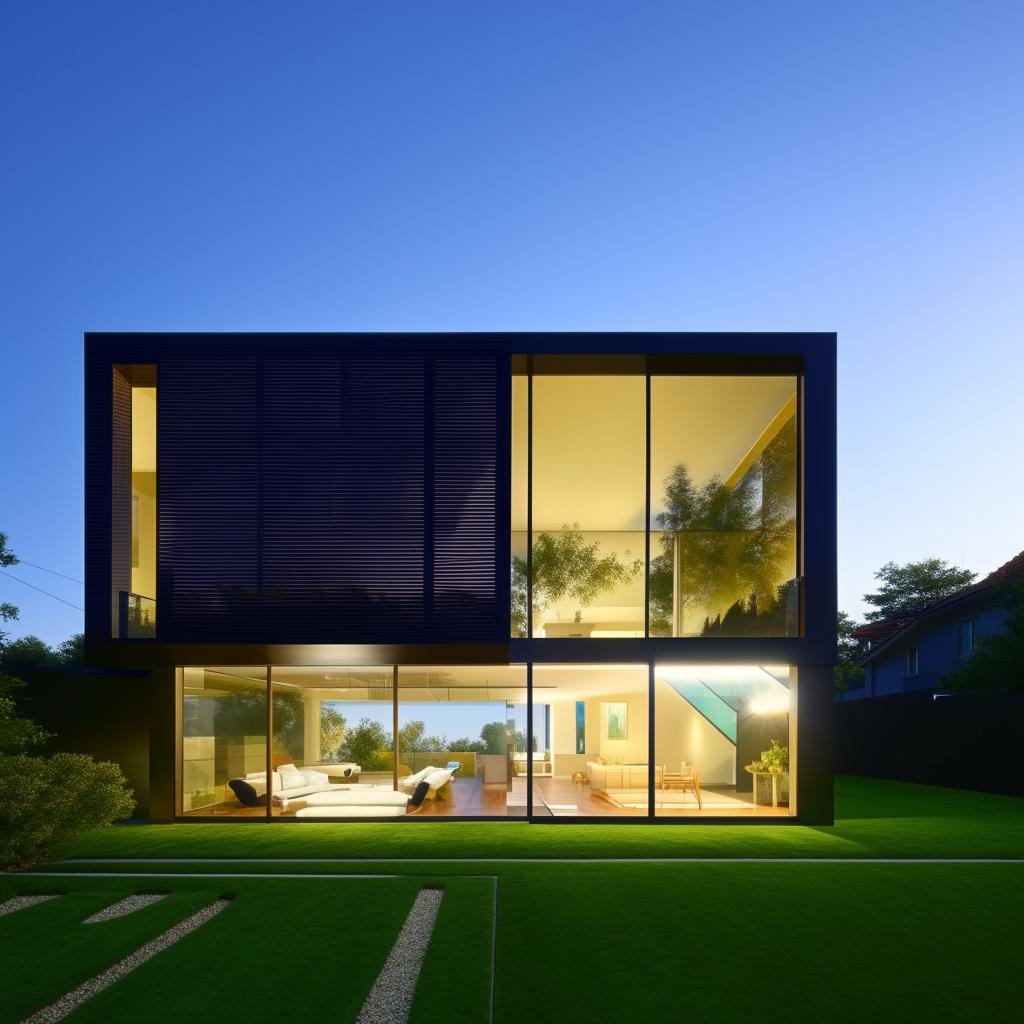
[0,895,60,918]
[83,894,166,923]
[356,887,444,1024]
[22,898,231,1023]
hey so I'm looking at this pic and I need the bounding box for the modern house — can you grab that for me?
[845,550,1024,700]
[84,333,837,823]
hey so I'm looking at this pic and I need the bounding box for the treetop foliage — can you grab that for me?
[863,558,977,622]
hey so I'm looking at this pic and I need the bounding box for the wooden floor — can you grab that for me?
[183,775,790,818]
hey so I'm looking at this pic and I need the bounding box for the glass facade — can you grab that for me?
[531,664,649,816]
[178,665,529,818]
[177,661,794,819]
[512,365,800,638]
[529,376,646,637]
[650,376,798,637]
[653,664,794,817]
[179,667,267,816]
[397,665,527,817]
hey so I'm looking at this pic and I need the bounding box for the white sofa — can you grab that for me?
[229,765,361,809]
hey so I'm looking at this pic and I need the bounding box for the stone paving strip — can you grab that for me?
[356,887,444,1024]
[82,894,166,923]
[0,895,60,918]
[21,898,231,1024]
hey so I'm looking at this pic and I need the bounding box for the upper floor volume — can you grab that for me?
[85,333,836,654]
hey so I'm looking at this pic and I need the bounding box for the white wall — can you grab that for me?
[654,679,736,784]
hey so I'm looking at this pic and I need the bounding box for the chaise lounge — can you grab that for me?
[292,781,431,817]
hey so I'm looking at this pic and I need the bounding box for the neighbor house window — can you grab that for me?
[906,647,919,677]
[958,620,975,657]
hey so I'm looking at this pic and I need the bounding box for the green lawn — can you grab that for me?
[2,777,1022,1022]
[65,775,1024,860]
[0,875,494,1024]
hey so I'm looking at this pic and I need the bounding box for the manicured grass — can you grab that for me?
[493,861,1024,1023]
[65,776,1024,860]
[3,779,1022,1022]
[5,864,1021,1023]
[0,875,494,1024]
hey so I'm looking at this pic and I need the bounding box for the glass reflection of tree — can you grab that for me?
[650,416,797,636]
[511,523,643,636]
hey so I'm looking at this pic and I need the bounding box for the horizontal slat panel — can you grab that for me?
[156,345,503,642]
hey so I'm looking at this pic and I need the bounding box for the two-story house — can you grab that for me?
[85,333,837,823]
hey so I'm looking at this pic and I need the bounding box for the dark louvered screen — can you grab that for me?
[158,355,262,641]
[155,342,505,643]
[433,357,500,632]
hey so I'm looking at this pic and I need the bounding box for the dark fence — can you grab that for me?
[834,690,1024,797]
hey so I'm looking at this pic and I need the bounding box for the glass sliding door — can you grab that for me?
[649,376,799,637]
[268,666,394,817]
[653,664,794,816]
[179,667,268,816]
[397,665,527,817]
[531,664,648,816]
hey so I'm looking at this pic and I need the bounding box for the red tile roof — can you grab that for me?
[853,549,1023,656]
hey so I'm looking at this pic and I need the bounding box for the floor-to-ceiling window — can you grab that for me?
[268,666,394,817]
[512,364,801,638]
[397,665,527,817]
[528,373,646,637]
[650,376,798,637]
[179,667,267,816]
[530,664,649,816]
[653,664,795,816]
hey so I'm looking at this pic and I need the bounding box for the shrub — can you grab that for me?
[0,752,135,870]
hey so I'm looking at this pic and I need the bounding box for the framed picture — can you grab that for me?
[605,702,627,740]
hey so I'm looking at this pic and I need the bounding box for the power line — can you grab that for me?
[13,560,84,585]
[0,570,84,612]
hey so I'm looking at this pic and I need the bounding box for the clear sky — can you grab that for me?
[1,2,1021,644]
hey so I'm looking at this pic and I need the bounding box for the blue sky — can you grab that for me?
[1,1,1022,644]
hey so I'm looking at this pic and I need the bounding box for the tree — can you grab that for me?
[338,717,392,770]
[834,611,870,694]
[0,668,134,868]
[942,584,1024,693]
[511,523,642,632]
[863,559,977,622]
[0,531,20,638]
[0,633,88,674]
[319,705,346,761]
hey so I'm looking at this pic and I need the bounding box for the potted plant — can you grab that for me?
[744,739,790,806]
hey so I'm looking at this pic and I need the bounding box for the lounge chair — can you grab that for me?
[293,781,431,818]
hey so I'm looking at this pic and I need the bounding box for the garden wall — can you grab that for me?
[834,690,1024,797]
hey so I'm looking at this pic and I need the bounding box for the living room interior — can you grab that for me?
[179,662,792,818]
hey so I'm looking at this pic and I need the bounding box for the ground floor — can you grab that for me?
[177,661,801,821]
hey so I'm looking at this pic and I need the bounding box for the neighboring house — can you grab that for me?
[845,551,1024,700]
[82,332,836,824]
